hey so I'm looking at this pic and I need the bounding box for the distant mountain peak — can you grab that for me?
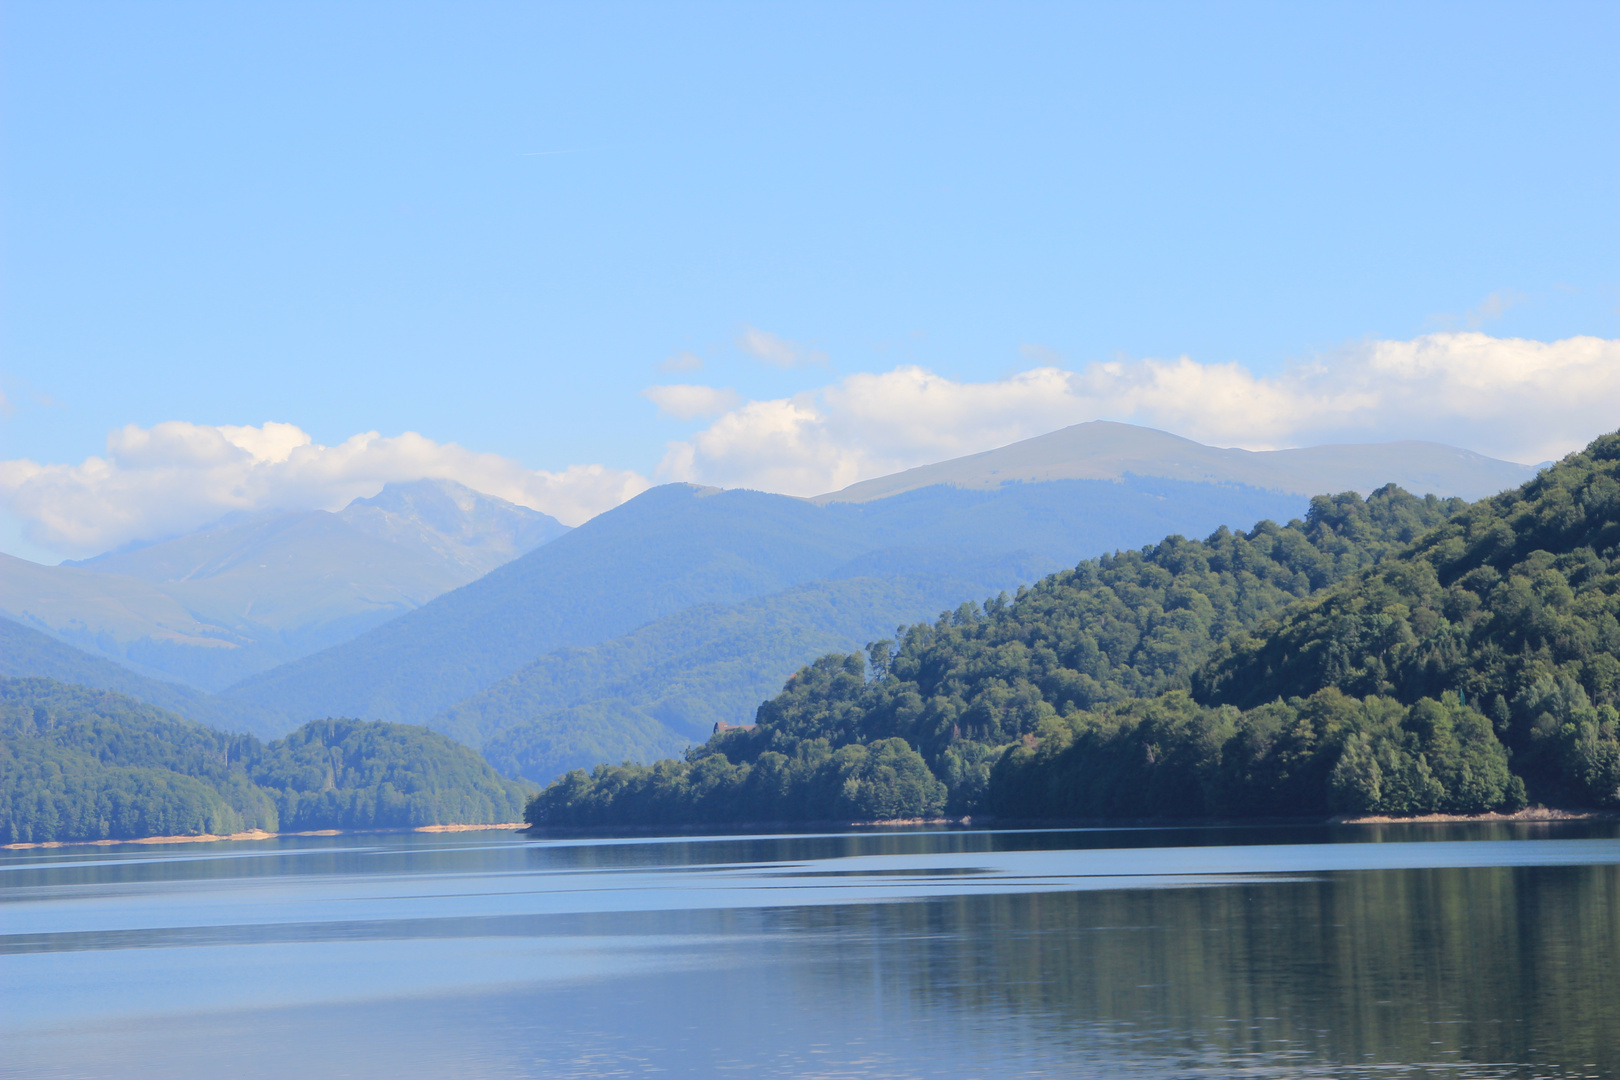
[344,477,487,516]
[813,421,1535,504]
[337,479,567,570]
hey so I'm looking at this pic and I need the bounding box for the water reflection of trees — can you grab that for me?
[763,865,1620,1072]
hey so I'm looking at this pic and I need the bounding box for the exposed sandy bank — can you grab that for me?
[1330,807,1615,825]
[850,817,972,827]
[2,823,528,851]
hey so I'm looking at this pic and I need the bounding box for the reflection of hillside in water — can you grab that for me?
[759,861,1620,1073]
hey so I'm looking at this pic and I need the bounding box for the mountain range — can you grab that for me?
[1,479,566,690]
[1,422,1538,781]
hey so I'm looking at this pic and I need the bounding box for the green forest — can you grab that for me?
[1,678,533,844]
[528,432,1620,828]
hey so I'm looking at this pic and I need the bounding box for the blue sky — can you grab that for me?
[1,1,1617,561]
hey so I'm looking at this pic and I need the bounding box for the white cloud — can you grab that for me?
[657,332,1620,496]
[738,325,828,368]
[641,384,743,421]
[658,350,705,373]
[0,422,650,557]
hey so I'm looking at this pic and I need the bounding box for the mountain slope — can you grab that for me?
[454,557,1054,783]
[816,421,1535,504]
[229,475,1312,732]
[0,616,285,738]
[223,484,880,727]
[3,479,566,690]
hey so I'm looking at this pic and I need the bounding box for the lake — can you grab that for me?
[3,822,1617,1078]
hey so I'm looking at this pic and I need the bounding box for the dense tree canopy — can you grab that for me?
[1,678,533,843]
[987,689,1523,820]
[1200,432,1620,807]
[533,736,946,828]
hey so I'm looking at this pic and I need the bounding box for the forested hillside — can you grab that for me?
[1,617,284,737]
[529,482,1496,826]
[1,679,532,844]
[1199,431,1620,807]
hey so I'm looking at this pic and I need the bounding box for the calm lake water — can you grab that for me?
[2,822,1617,1079]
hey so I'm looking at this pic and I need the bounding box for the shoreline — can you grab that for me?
[1,822,528,851]
[7,807,1613,851]
[1328,807,1613,825]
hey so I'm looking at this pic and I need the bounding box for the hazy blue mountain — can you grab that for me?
[3,480,566,691]
[817,420,1535,504]
[0,616,285,738]
[228,474,1315,735]
[451,558,1055,782]
[223,483,899,727]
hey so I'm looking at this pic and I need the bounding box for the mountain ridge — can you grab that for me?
[814,421,1536,504]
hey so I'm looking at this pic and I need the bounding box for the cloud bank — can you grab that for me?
[0,422,649,557]
[657,332,1620,496]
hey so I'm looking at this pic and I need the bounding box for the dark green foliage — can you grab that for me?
[526,736,946,827]
[1,679,274,843]
[986,689,1522,819]
[1201,433,1620,805]
[251,718,533,831]
[0,678,532,843]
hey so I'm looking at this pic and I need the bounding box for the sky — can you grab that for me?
[1,0,1617,562]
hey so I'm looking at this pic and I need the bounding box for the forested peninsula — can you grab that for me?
[2,678,532,844]
[528,432,1620,828]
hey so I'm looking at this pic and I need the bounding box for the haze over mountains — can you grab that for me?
[0,422,1539,781]
[817,421,1538,504]
[1,479,566,690]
